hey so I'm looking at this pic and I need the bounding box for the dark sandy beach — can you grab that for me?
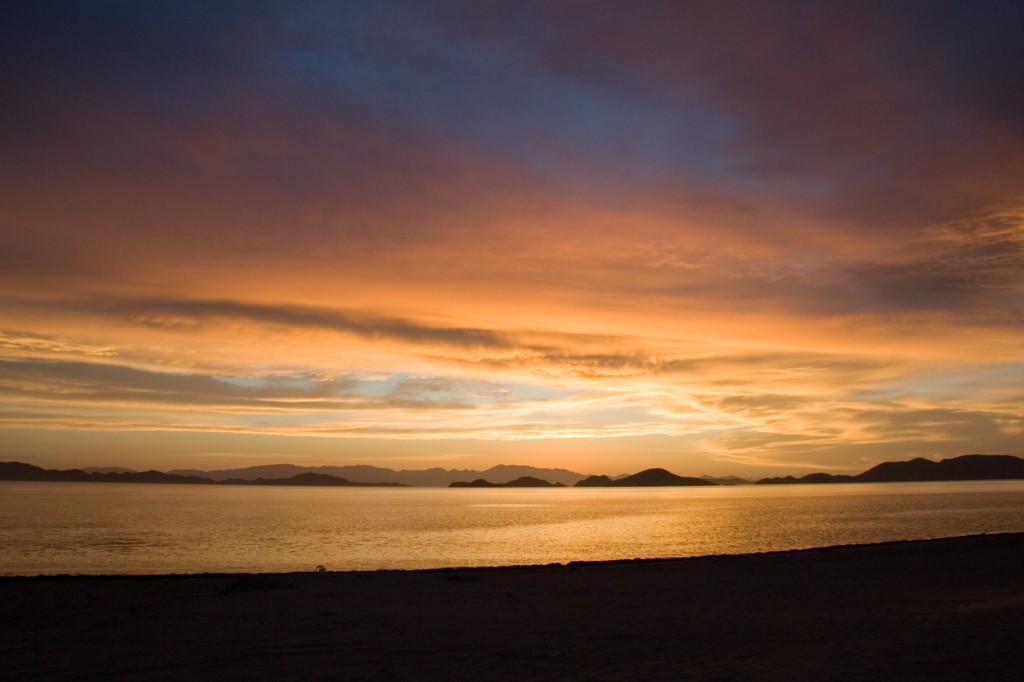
[3,533,1023,680]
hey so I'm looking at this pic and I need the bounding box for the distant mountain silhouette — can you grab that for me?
[449,478,503,488]
[169,463,586,487]
[858,454,1024,482]
[12,454,1020,490]
[505,476,563,487]
[0,461,214,484]
[573,468,716,487]
[483,465,578,485]
[0,462,403,487]
[611,468,717,486]
[700,475,751,485]
[757,473,856,484]
[449,475,563,488]
[757,454,1024,485]
[80,466,138,474]
[574,475,614,487]
[221,472,405,487]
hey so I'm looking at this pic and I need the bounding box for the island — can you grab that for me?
[757,454,1024,484]
[574,468,716,487]
[449,476,566,488]
[0,462,406,487]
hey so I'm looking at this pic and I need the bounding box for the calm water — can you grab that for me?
[2,480,1024,576]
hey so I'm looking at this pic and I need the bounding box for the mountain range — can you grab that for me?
[449,469,715,488]
[575,468,715,487]
[450,476,567,488]
[0,462,403,487]
[3,454,1023,488]
[168,463,588,487]
[757,454,1024,484]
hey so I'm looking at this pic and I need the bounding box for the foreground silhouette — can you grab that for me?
[2,534,1022,680]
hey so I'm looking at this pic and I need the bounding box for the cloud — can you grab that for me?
[0,358,361,410]
[712,402,1024,472]
[103,298,517,350]
[3,2,1024,471]
[441,1,1024,227]
[834,209,1024,320]
[0,331,118,357]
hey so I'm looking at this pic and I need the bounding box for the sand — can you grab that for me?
[2,533,1023,680]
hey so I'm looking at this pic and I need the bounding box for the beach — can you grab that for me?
[3,533,1022,680]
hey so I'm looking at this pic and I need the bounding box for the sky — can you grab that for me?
[2,1,1023,476]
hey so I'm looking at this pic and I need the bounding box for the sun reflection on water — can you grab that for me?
[2,481,1023,575]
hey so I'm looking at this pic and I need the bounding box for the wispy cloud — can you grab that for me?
[838,209,1024,319]
[0,331,119,357]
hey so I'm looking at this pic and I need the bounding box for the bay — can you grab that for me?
[2,480,1024,576]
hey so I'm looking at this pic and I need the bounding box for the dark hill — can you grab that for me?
[609,468,716,487]
[221,473,406,487]
[504,476,559,487]
[700,475,751,485]
[758,475,801,485]
[757,454,1024,485]
[0,462,402,487]
[0,462,213,484]
[448,476,559,488]
[481,465,583,486]
[857,454,1024,482]
[759,473,854,485]
[80,466,137,474]
[855,457,939,482]
[168,463,586,486]
[803,472,854,484]
[449,478,503,488]
[574,475,614,487]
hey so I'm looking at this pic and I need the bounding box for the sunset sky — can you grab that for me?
[2,1,1023,476]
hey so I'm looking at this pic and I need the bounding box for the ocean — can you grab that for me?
[3,480,1024,576]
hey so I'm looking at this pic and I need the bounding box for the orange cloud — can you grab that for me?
[2,2,1023,474]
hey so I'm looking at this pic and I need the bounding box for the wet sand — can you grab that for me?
[3,533,1023,680]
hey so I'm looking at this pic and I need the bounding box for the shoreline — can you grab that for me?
[0,531,1018,580]
[4,532,1023,680]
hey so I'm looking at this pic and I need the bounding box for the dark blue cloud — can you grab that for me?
[3,0,1022,244]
